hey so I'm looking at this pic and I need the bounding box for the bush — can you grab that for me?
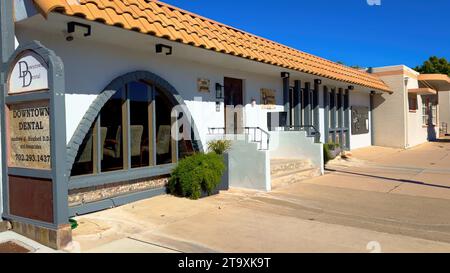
[207,139,232,155]
[168,153,225,200]
[323,144,332,165]
[323,142,340,165]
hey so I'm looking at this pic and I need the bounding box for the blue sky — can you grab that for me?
[162,0,450,68]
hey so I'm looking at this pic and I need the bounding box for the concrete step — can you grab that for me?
[270,158,321,189]
[270,158,314,176]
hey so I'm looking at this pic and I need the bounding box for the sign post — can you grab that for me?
[1,41,70,249]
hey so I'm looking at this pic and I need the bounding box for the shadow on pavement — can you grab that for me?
[325,168,450,190]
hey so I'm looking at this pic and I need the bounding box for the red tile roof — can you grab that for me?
[32,0,391,92]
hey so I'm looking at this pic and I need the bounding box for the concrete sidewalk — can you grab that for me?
[71,188,450,253]
[325,141,450,200]
[69,140,450,253]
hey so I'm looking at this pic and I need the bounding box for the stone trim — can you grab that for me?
[66,70,203,176]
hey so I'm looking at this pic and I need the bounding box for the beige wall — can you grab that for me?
[372,67,407,148]
[372,65,439,149]
[439,92,450,134]
[406,77,428,148]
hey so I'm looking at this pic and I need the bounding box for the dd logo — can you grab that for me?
[18,61,32,88]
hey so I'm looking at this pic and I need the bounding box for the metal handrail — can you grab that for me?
[271,125,321,143]
[207,126,270,150]
[244,127,270,150]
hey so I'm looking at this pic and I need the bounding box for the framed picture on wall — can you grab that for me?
[351,106,369,135]
[260,88,276,109]
[197,78,211,93]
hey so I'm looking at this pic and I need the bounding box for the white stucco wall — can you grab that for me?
[270,131,324,174]
[15,26,284,150]
[349,90,372,150]
[228,139,271,192]
[14,12,381,167]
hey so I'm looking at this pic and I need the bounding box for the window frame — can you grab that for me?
[71,80,179,177]
[422,96,438,127]
[408,93,418,112]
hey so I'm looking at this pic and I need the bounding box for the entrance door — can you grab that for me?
[224,77,244,134]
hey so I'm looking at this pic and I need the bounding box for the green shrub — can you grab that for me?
[168,153,225,200]
[326,142,340,151]
[323,142,340,165]
[323,144,332,165]
[207,139,232,155]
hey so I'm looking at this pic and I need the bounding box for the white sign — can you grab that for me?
[8,51,49,94]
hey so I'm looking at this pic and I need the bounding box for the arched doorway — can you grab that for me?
[69,71,200,177]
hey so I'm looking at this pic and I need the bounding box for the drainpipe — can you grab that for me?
[404,77,410,148]
[370,91,375,146]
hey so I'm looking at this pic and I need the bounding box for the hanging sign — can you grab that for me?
[8,51,49,94]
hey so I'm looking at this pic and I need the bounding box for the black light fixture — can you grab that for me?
[215,83,224,99]
[314,79,322,85]
[66,21,91,41]
[348,85,355,90]
[281,72,290,79]
[156,44,173,55]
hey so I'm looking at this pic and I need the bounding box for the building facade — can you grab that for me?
[371,65,450,148]
[3,0,392,216]
[2,0,450,249]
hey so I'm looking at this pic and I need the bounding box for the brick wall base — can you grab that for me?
[11,221,72,250]
[68,176,169,207]
[0,221,12,232]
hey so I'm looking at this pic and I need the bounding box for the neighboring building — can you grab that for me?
[371,65,450,148]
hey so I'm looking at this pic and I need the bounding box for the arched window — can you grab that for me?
[71,80,195,176]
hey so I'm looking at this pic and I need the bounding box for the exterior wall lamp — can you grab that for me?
[215,83,224,99]
[314,79,322,85]
[156,44,173,55]
[281,72,290,79]
[66,21,91,41]
[348,85,355,90]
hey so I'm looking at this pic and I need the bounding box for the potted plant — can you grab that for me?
[324,142,341,165]
[328,142,342,159]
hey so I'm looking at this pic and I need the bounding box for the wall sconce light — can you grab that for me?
[216,101,221,112]
[314,79,322,85]
[156,44,173,55]
[66,21,91,41]
[281,72,290,79]
[348,85,355,90]
[215,83,224,99]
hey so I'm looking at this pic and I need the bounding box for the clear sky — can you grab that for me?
[161,0,450,69]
